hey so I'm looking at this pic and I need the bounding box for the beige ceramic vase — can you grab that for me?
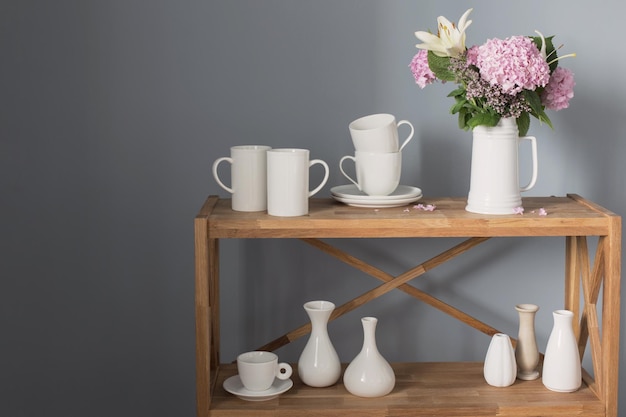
[515,303,540,380]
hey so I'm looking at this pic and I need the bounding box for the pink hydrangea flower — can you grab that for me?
[541,67,575,110]
[409,50,436,89]
[474,36,550,95]
[466,45,480,66]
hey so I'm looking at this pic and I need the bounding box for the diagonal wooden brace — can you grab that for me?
[256,237,491,353]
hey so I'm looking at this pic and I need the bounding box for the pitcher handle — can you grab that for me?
[519,136,538,192]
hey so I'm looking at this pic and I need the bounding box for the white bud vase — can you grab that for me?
[343,317,395,397]
[483,333,517,387]
[297,300,341,387]
[542,310,582,392]
[515,303,540,380]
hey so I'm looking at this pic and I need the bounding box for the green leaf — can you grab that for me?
[517,112,530,136]
[447,87,466,98]
[467,113,500,129]
[457,109,470,131]
[523,90,553,130]
[427,51,456,82]
[523,90,543,115]
[450,98,468,114]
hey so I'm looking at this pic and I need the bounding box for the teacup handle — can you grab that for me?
[212,157,234,194]
[276,362,293,381]
[339,155,361,191]
[397,120,415,152]
[519,136,538,192]
[309,159,330,197]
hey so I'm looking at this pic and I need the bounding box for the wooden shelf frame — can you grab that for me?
[195,194,621,417]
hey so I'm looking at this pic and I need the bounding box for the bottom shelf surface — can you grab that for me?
[207,362,603,417]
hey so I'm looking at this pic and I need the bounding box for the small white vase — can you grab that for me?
[466,117,538,215]
[297,300,341,387]
[515,303,540,380]
[483,333,517,387]
[542,310,582,392]
[343,317,395,397]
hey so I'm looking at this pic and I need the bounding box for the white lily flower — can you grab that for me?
[536,30,577,66]
[415,8,473,58]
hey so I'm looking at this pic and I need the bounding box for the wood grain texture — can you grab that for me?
[208,363,604,417]
[206,195,613,239]
[195,194,621,417]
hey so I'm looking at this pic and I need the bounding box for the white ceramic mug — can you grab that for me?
[237,351,292,391]
[349,113,414,153]
[267,149,329,216]
[212,145,272,212]
[339,151,401,196]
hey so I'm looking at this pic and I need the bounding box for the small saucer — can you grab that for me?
[331,184,423,208]
[223,375,293,401]
[331,184,422,200]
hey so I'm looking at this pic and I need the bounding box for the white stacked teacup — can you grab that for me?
[340,113,414,196]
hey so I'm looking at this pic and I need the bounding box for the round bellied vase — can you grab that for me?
[297,300,341,387]
[343,317,395,397]
[483,333,517,387]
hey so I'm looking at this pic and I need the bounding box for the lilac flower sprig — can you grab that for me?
[410,9,575,136]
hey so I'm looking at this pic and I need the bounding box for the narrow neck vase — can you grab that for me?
[297,300,341,387]
[343,317,395,397]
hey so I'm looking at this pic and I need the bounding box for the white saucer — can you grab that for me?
[331,185,423,208]
[223,375,293,401]
[331,184,422,200]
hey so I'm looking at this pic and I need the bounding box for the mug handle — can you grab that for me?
[309,159,330,197]
[339,155,361,191]
[212,157,234,194]
[397,120,415,152]
[275,362,293,381]
[519,136,538,192]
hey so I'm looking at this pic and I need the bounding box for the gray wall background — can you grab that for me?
[2,1,625,416]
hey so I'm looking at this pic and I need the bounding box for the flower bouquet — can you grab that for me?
[409,8,575,136]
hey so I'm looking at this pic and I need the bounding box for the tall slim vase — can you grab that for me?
[466,117,538,214]
[515,303,540,380]
[297,300,341,387]
[542,309,582,392]
[343,317,395,397]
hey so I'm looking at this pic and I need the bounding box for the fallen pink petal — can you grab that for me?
[414,203,436,211]
[513,206,525,215]
[538,208,548,216]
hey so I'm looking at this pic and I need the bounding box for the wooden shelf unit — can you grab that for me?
[195,194,621,417]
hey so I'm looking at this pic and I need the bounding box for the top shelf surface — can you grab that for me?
[200,194,618,239]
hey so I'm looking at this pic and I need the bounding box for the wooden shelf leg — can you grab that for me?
[195,219,210,417]
[600,218,621,417]
[195,197,219,417]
